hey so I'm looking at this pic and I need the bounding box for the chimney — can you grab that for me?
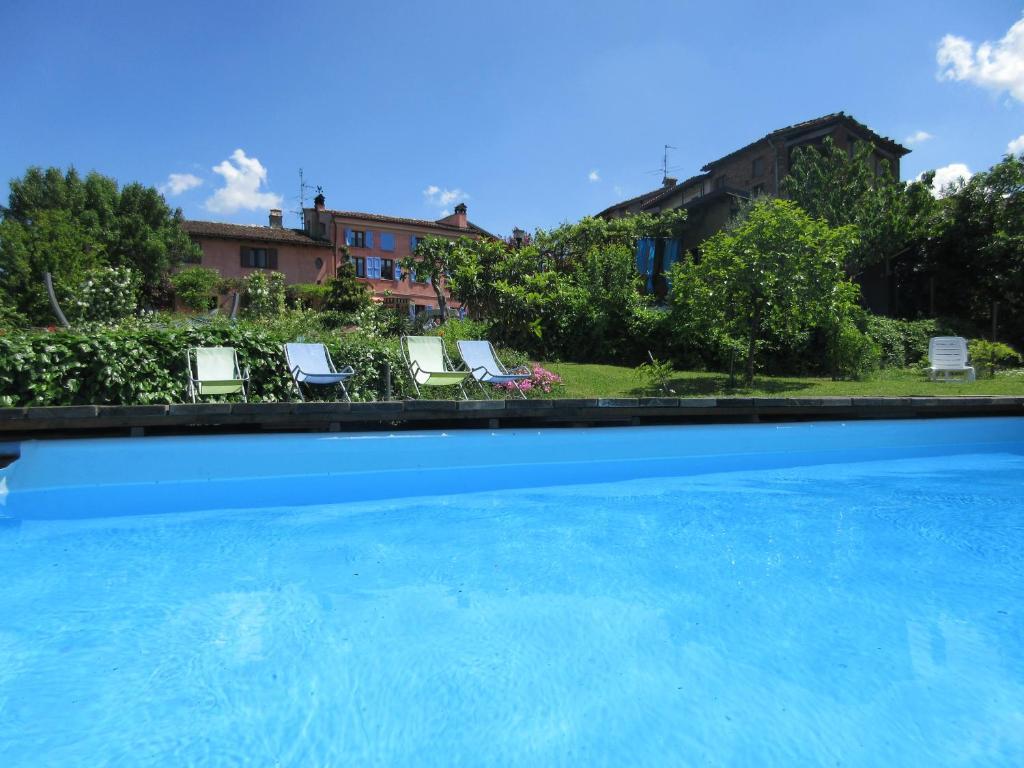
[453,202,468,229]
[663,176,678,188]
[314,192,325,211]
[268,208,283,228]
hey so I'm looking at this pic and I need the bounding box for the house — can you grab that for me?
[183,196,495,317]
[302,195,494,317]
[182,209,333,286]
[597,112,911,311]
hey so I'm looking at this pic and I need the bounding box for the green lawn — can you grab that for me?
[541,362,1024,399]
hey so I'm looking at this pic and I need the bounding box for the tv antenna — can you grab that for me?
[662,144,677,183]
[293,168,318,223]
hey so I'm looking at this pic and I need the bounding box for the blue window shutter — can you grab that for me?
[366,231,374,249]
[394,263,402,281]
[344,228,353,247]
[374,257,382,278]
[411,268,417,282]
[409,235,416,252]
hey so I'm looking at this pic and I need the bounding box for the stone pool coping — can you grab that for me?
[0,396,1022,441]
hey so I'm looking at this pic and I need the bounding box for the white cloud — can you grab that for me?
[423,185,467,208]
[917,163,974,197]
[1009,134,1024,154]
[160,172,203,196]
[903,130,934,145]
[204,149,282,214]
[937,15,1024,101]
[588,169,600,182]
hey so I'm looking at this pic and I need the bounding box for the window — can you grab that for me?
[239,246,278,269]
[751,183,765,196]
[366,257,382,279]
[353,257,366,278]
[314,257,324,270]
[380,232,395,251]
[351,230,366,248]
[752,156,764,177]
[381,258,394,279]
[409,235,424,253]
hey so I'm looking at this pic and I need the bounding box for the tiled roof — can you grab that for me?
[596,172,710,218]
[700,111,910,171]
[182,220,331,247]
[323,210,497,239]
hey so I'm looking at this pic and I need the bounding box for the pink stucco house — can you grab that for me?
[183,196,494,317]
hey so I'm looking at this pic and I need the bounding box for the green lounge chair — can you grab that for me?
[400,335,471,399]
[186,346,249,402]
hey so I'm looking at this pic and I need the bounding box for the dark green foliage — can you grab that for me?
[323,262,371,313]
[864,316,961,368]
[286,283,330,310]
[170,266,222,312]
[0,166,202,323]
[0,315,410,406]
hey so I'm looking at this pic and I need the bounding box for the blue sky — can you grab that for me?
[2,1,1022,236]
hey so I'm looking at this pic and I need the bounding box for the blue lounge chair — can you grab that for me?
[457,340,531,399]
[284,342,355,402]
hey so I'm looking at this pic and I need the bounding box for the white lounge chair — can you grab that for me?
[284,342,354,402]
[457,340,530,399]
[927,336,976,382]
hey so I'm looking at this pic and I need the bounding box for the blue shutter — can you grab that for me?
[409,235,417,252]
[366,231,374,249]
[344,228,353,247]
[410,268,417,282]
[394,262,402,281]
[381,232,395,251]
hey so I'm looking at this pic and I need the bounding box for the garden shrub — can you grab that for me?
[58,266,140,323]
[170,266,222,312]
[968,339,1021,378]
[243,271,286,317]
[828,321,880,379]
[286,282,330,311]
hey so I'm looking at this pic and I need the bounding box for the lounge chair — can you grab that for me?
[186,346,249,402]
[927,336,976,382]
[457,339,531,399]
[400,335,472,399]
[284,342,354,402]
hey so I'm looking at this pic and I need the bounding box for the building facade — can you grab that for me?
[597,113,911,311]
[302,196,494,316]
[183,199,494,317]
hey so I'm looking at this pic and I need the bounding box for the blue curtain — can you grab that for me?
[663,238,681,291]
[634,238,655,292]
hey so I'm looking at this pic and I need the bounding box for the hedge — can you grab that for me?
[0,315,411,407]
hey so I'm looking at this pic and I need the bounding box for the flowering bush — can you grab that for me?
[244,271,286,317]
[495,364,563,396]
[60,266,140,323]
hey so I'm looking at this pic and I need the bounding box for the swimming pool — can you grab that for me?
[1,418,1022,765]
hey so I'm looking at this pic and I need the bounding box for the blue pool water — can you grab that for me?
[1,419,1022,766]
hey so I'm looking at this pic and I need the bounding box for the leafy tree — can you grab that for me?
[782,137,933,275]
[324,261,371,313]
[921,154,1024,344]
[171,266,222,312]
[670,199,858,383]
[0,166,202,323]
[398,235,467,322]
[243,271,286,317]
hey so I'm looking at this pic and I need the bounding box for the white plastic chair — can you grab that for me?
[927,337,976,382]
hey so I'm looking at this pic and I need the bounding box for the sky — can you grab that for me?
[1,1,1022,237]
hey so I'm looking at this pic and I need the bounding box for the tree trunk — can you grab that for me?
[433,281,448,324]
[745,305,760,385]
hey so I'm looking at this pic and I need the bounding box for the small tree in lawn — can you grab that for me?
[670,198,857,384]
[399,236,464,322]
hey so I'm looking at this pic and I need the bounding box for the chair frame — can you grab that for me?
[458,339,531,400]
[283,343,354,403]
[399,335,471,400]
[185,346,250,403]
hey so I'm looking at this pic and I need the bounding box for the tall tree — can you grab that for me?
[670,199,858,384]
[782,137,932,276]
[0,166,201,323]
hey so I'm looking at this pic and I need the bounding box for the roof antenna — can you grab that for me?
[293,168,317,223]
[662,145,677,184]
